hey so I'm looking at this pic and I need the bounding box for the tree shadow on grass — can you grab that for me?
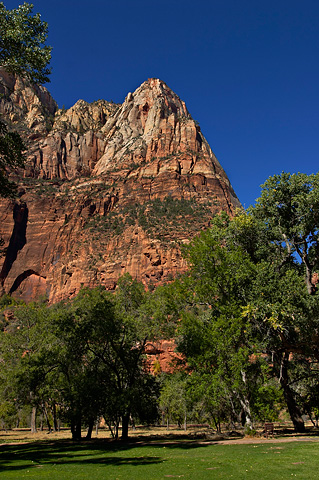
[0,453,163,474]
[0,437,211,474]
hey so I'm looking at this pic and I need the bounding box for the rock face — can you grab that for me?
[145,340,183,374]
[0,67,57,139]
[0,70,241,303]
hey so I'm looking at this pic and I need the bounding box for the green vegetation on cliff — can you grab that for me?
[84,196,213,241]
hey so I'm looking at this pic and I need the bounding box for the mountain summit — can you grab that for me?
[0,71,241,302]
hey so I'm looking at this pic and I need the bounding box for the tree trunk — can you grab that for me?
[121,413,130,441]
[30,406,37,433]
[238,371,253,429]
[71,416,82,441]
[42,404,51,432]
[52,403,58,432]
[228,395,237,430]
[105,419,115,438]
[211,414,220,432]
[131,416,136,431]
[86,419,94,440]
[240,399,253,429]
[115,418,119,440]
[304,262,315,295]
[280,353,305,433]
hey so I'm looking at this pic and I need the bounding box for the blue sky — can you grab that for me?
[4,0,319,208]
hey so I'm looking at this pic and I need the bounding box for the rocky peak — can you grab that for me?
[126,77,189,120]
[0,72,241,303]
[93,77,226,185]
[94,77,194,175]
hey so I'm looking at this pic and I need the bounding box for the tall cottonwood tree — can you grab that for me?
[248,172,319,431]
[177,213,268,430]
[176,188,319,432]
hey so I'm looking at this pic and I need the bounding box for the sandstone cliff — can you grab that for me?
[0,69,241,303]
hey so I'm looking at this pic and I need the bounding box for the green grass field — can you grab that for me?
[1,438,319,480]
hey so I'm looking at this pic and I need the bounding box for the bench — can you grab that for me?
[264,422,274,438]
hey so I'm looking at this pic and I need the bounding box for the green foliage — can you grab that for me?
[136,196,212,241]
[0,278,159,439]
[182,212,256,305]
[172,179,319,431]
[0,2,52,199]
[0,300,59,434]
[138,278,193,339]
[252,172,319,294]
[0,400,17,429]
[50,284,159,439]
[177,302,262,429]
[84,206,127,236]
[0,2,52,84]
[159,373,188,427]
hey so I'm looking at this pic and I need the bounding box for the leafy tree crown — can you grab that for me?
[0,2,51,84]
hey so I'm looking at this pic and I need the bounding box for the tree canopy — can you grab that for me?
[174,174,319,433]
[0,2,51,84]
[0,279,159,440]
[252,172,319,294]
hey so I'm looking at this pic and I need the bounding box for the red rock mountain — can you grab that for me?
[0,69,241,303]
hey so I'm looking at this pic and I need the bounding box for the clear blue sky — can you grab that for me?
[4,0,319,208]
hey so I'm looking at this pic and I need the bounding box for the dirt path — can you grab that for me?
[1,428,319,448]
[210,435,319,445]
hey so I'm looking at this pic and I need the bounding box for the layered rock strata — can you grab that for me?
[0,70,241,303]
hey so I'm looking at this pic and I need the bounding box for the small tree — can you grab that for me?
[159,374,188,430]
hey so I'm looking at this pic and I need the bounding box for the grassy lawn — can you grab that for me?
[1,437,319,480]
